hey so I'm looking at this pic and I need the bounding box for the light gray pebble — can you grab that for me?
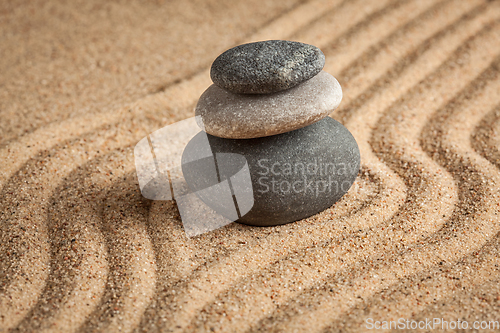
[196,71,342,139]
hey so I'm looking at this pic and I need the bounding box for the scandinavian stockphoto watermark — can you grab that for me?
[134,116,360,237]
[365,317,499,330]
[256,158,358,197]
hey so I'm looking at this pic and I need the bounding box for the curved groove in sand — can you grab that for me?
[238,20,500,333]
[78,170,155,333]
[0,159,51,331]
[336,0,488,118]
[4,128,131,332]
[8,121,160,332]
[325,235,500,332]
[294,0,405,49]
[0,130,118,330]
[411,248,500,324]
[312,0,448,75]
[12,157,109,333]
[472,103,500,169]
[321,58,500,332]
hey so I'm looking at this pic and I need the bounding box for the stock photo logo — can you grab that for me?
[134,116,253,237]
[134,116,360,237]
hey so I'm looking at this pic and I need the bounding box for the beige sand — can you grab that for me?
[1,0,500,332]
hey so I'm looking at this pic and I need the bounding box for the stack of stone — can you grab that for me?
[184,40,360,227]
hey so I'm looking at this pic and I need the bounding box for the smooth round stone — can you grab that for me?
[196,71,342,139]
[182,117,360,227]
[210,40,325,94]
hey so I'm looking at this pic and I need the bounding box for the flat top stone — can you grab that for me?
[210,40,325,94]
[196,71,342,139]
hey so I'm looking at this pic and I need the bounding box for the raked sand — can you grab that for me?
[1,0,500,332]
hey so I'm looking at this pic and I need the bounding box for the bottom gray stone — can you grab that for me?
[181,117,360,227]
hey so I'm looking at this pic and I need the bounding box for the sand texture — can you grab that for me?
[1,0,500,332]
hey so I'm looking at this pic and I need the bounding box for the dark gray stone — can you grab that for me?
[210,40,325,94]
[181,117,360,227]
